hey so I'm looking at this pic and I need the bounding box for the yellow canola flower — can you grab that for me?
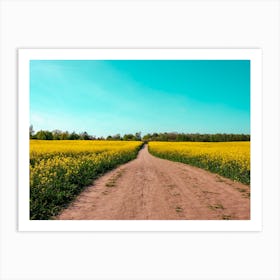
[30,140,140,155]
[30,140,143,220]
[148,141,250,184]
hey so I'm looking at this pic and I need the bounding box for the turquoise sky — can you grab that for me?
[30,60,250,137]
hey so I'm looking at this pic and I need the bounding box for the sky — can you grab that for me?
[30,60,250,137]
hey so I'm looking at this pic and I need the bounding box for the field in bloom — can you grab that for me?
[30,140,143,220]
[148,141,250,185]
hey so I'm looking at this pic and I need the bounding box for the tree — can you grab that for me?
[52,129,62,140]
[135,132,141,141]
[123,134,136,141]
[35,130,53,140]
[69,131,80,140]
[112,134,121,140]
[80,131,90,140]
[29,125,34,139]
[141,132,250,142]
[61,131,69,140]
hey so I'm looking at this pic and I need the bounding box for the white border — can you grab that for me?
[18,49,262,231]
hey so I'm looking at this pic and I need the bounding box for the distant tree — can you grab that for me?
[176,133,184,142]
[142,132,250,142]
[52,129,62,140]
[69,131,80,140]
[60,131,69,140]
[123,134,136,141]
[168,132,177,141]
[79,131,90,140]
[135,132,141,141]
[35,130,53,140]
[112,134,121,140]
[29,125,35,139]
[105,134,121,140]
[161,133,169,141]
[142,133,151,141]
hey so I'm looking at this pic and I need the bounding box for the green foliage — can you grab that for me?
[143,132,250,142]
[30,125,143,141]
[79,131,91,140]
[30,124,249,143]
[35,130,53,140]
[123,134,136,141]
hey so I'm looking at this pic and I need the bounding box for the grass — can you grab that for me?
[236,187,250,198]
[105,170,124,187]
[105,181,116,187]
[175,206,183,213]
[202,190,219,195]
[208,204,225,210]
[215,176,226,183]
[102,190,109,195]
[222,214,232,220]
[242,193,250,198]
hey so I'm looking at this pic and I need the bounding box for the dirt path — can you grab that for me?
[57,145,250,220]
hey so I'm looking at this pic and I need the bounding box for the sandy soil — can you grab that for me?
[57,145,250,220]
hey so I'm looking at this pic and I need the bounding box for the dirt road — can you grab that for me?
[57,145,250,220]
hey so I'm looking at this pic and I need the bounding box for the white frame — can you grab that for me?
[18,48,262,231]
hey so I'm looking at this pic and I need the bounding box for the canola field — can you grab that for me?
[30,140,143,220]
[148,141,250,185]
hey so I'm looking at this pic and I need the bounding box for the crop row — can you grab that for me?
[30,140,143,220]
[148,141,250,185]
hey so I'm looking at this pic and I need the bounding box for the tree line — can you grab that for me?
[142,132,250,142]
[29,126,142,141]
[30,126,250,142]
